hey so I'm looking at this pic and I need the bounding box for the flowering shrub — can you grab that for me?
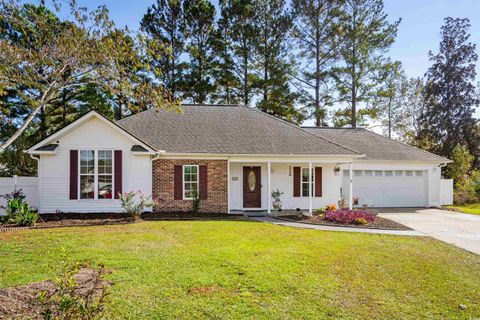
[354,217,367,225]
[324,209,375,225]
[325,204,337,211]
[119,191,154,219]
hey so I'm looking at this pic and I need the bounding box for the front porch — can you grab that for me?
[228,158,354,214]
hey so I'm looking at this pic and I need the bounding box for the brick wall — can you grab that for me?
[152,159,228,213]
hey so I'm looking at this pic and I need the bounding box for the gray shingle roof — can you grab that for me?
[116,105,358,155]
[303,127,450,162]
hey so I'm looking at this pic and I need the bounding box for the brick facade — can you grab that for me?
[152,159,228,213]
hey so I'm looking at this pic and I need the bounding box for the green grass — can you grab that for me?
[447,203,480,215]
[1,220,480,319]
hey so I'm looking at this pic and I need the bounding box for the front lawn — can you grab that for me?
[1,220,479,319]
[447,203,480,215]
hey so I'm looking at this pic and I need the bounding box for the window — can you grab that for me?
[375,170,383,177]
[364,170,373,177]
[301,167,314,197]
[415,171,424,177]
[395,170,403,176]
[385,170,393,177]
[405,170,414,177]
[80,150,95,199]
[183,165,199,199]
[98,150,113,199]
[79,150,113,200]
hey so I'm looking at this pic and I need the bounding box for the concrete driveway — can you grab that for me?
[378,208,480,255]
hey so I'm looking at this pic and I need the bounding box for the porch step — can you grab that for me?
[243,211,268,217]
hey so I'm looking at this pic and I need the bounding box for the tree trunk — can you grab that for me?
[0,102,46,153]
[315,27,321,127]
[388,96,392,138]
[40,105,46,139]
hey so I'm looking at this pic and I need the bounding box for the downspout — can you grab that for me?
[29,153,41,213]
[150,150,166,212]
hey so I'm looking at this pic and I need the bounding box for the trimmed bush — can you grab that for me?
[325,209,375,225]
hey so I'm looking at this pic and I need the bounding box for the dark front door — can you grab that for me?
[243,166,261,208]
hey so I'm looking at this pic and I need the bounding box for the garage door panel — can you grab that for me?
[342,170,427,207]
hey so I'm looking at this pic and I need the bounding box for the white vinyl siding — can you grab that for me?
[39,117,152,213]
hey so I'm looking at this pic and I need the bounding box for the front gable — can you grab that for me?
[27,111,156,155]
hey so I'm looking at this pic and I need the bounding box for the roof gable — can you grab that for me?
[27,110,156,154]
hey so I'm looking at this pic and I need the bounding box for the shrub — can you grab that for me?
[119,191,154,219]
[39,249,109,320]
[192,190,200,213]
[324,209,375,225]
[11,202,38,226]
[325,204,337,211]
[354,217,368,225]
[314,208,325,215]
[1,190,38,226]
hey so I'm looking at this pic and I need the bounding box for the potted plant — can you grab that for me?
[271,189,284,211]
[353,196,359,206]
[338,196,347,209]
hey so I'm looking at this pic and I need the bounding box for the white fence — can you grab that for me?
[0,176,38,214]
[440,179,454,205]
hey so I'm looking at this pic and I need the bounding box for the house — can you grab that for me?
[26,105,451,214]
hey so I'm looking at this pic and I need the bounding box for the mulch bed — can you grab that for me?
[0,268,111,320]
[0,212,246,232]
[279,214,411,230]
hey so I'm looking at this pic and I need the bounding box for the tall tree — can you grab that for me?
[374,60,406,138]
[333,0,400,128]
[418,17,480,164]
[183,0,217,104]
[253,0,304,124]
[291,0,342,126]
[219,0,258,106]
[395,77,425,143]
[141,0,186,99]
[0,0,177,153]
[211,3,238,104]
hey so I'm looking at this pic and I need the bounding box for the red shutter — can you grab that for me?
[174,165,183,200]
[199,165,207,200]
[69,150,78,200]
[293,167,300,197]
[315,167,323,197]
[114,150,122,199]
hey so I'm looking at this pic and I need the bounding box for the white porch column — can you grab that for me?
[227,159,230,213]
[349,162,353,210]
[309,161,313,214]
[267,161,271,214]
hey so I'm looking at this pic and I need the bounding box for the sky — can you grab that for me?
[55,0,480,118]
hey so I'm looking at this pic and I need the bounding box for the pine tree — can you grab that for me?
[418,17,480,164]
[219,0,258,106]
[183,0,217,104]
[290,0,342,126]
[333,0,400,128]
[141,0,187,99]
[374,60,406,138]
[252,0,304,124]
[211,3,239,105]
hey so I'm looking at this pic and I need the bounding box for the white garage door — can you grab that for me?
[342,170,427,207]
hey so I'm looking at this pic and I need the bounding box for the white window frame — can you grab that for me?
[78,149,114,200]
[183,165,199,200]
[300,167,314,198]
